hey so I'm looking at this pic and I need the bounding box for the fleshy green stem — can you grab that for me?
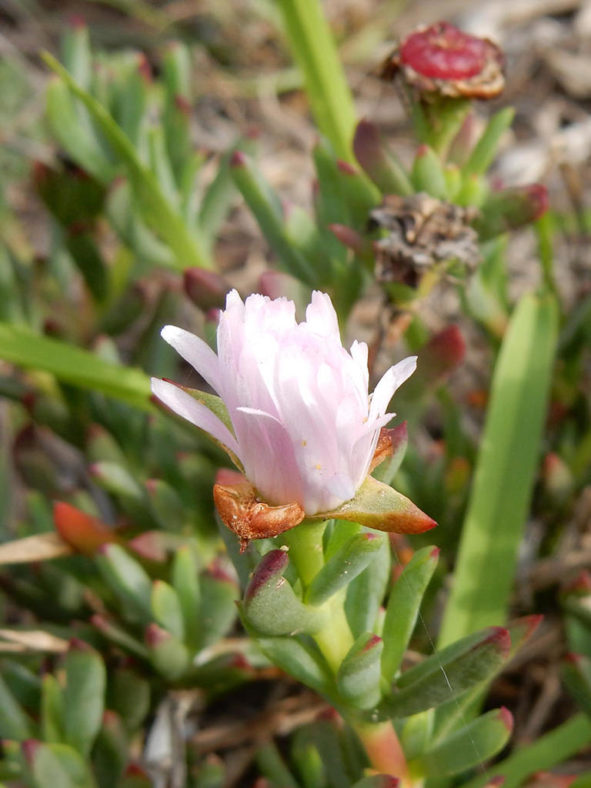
[353,720,414,786]
[281,519,326,588]
[282,520,412,782]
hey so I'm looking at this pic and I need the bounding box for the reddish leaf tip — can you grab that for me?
[362,634,383,652]
[486,627,511,657]
[21,739,40,764]
[245,549,289,602]
[230,150,247,168]
[563,652,583,665]
[174,94,192,115]
[498,706,514,731]
[68,637,92,652]
[336,159,357,175]
[145,623,170,647]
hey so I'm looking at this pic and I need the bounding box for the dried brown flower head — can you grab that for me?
[369,192,480,285]
[381,22,504,100]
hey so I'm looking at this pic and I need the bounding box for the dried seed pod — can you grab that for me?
[381,21,504,100]
[369,192,480,285]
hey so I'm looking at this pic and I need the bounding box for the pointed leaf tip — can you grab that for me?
[485,626,511,658]
[53,501,117,555]
[230,150,247,167]
[498,706,513,731]
[245,549,289,602]
[319,476,437,534]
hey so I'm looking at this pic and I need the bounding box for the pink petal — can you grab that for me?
[151,378,240,457]
[305,291,340,338]
[160,326,221,393]
[369,356,417,422]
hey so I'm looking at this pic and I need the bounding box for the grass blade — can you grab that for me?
[0,323,151,410]
[439,293,558,646]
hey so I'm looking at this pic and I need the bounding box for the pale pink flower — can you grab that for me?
[151,290,416,516]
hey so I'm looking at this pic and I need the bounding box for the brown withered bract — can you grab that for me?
[213,476,305,552]
[369,192,481,285]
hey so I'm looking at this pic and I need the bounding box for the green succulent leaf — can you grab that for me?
[243,550,326,636]
[317,475,436,535]
[0,674,35,741]
[381,545,439,683]
[377,627,509,719]
[337,632,383,710]
[411,707,512,777]
[63,642,106,757]
[0,324,152,410]
[151,580,185,641]
[306,532,384,607]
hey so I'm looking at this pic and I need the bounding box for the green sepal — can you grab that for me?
[306,532,384,606]
[151,580,185,641]
[0,673,35,741]
[372,423,408,486]
[351,777,400,787]
[63,641,106,756]
[315,475,436,535]
[169,384,243,471]
[337,632,383,710]
[381,545,439,682]
[377,627,509,719]
[96,544,152,623]
[410,707,512,777]
[242,550,326,636]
